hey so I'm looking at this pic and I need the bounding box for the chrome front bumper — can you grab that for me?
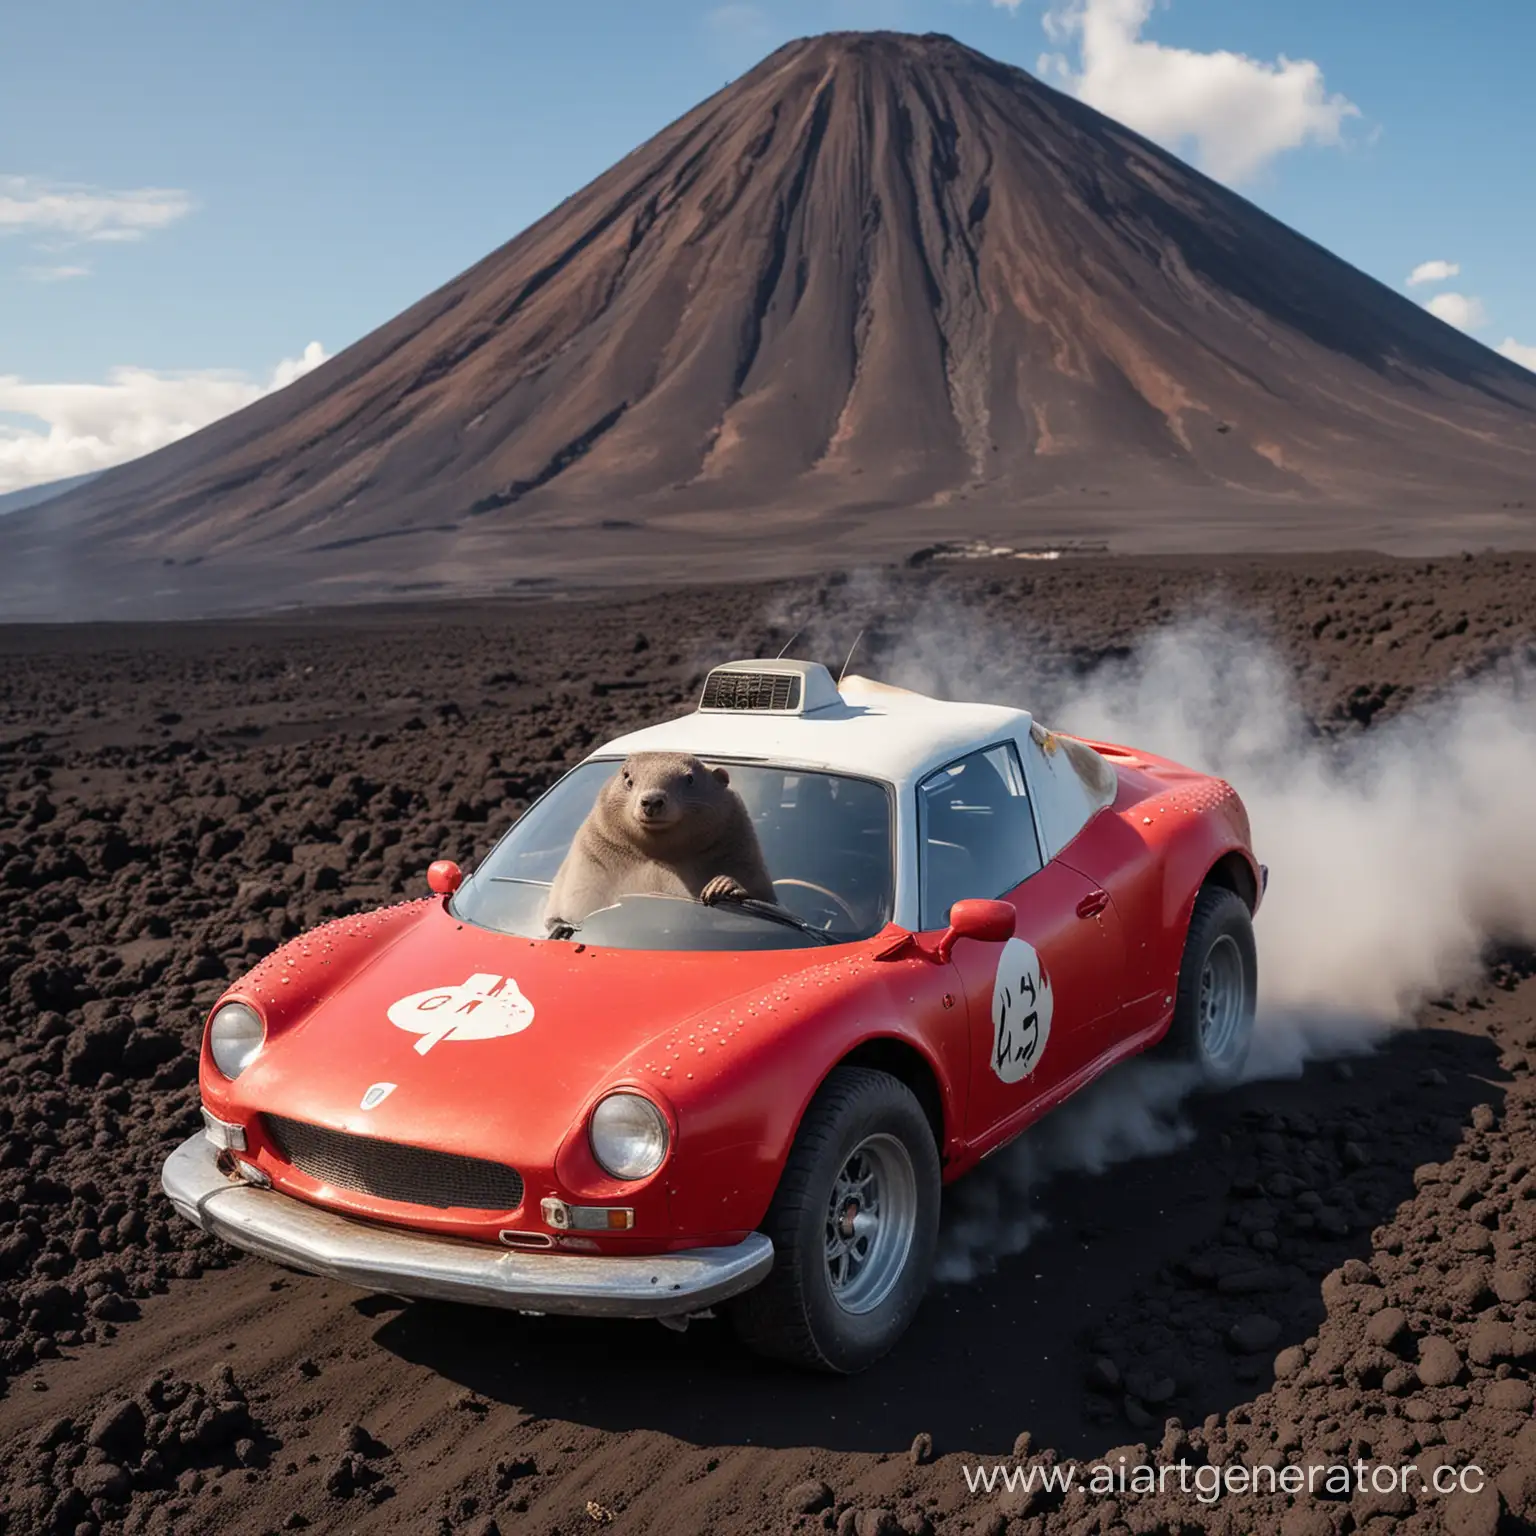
[161,1132,773,1319]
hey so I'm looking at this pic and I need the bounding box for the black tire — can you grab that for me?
[729,1066,940,1374]
[1158,884,1257,1084]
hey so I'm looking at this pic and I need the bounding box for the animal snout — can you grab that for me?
[639,791,668,817]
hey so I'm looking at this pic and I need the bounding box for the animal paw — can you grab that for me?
[699,875,749,905]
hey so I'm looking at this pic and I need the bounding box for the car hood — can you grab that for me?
[218,897,861,1160]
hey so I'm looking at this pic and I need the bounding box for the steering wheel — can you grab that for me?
[773,877,860,931]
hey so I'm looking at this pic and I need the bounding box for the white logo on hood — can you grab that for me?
[387,973,535,1055]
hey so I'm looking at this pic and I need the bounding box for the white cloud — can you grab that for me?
[1037,0,1359,183]
[0,176,192,243]
[0,343,329,495]
[1398,266,1534,361]
[268,341,328,390]
[991,0,1025,9]
[1422,292,1487,332]
[21,263,91,282]
[1497,338,1536,372]
[1406,258,1459,287]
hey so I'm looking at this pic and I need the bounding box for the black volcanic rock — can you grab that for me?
[0,554,1535,1533]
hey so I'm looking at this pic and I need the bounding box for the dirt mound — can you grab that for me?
[6,33,1536,618]
[1,553,1535,1533]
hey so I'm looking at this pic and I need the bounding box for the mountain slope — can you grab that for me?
[0,473,101,518]
[6,31,1536,616]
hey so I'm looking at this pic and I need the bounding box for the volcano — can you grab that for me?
[7,31,1536,616]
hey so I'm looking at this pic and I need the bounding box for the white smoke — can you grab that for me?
[822,593,1536,1280]
[1046,616,1536,1020]
[934,1057,1199,1282]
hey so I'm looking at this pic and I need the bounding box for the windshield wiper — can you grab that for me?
[547,895,836,946]
[709,895,837,945]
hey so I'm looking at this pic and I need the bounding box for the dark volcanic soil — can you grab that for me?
[1,552,1535,1535]
[6,30,1536,619]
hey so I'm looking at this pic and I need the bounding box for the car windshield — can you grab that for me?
[452,758,895,951]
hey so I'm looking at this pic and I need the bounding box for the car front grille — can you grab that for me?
[262,1115,524,1211]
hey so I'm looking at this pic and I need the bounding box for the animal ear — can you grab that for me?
[711,766,730,785]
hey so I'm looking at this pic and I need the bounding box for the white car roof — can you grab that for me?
[595,672,1033,789]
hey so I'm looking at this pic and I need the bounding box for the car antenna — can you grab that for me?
[775,627,803,660]
[837,628,866,684]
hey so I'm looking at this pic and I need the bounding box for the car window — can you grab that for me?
[917,742,1043,929]
[453,758,895,949]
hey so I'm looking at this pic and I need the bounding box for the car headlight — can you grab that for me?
[589,1093,669,1181]
[208,1002,264,1080]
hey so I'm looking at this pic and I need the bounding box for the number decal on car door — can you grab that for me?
[990,937,1054,1083]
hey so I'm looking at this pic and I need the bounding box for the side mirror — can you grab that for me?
[427,859,463,896]
[935,898,1016,963]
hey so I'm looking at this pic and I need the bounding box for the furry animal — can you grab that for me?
[543,752,774,935]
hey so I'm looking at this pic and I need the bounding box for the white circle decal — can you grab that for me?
[990,937,1054,1082]
[387,972,535,1055]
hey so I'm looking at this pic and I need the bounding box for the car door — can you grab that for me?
[915,742,1127,1149]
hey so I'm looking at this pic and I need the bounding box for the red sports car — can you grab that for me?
[163,658,1262,1373]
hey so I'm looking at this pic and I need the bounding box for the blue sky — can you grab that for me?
[1,0,1532,491]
